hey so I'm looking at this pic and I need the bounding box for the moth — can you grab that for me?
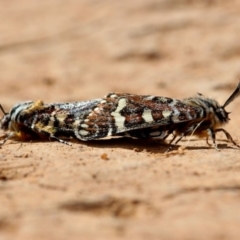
[0,82,240,151]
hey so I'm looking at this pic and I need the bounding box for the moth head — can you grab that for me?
[215,106,230,124]
[0,101,33,131]
[0,104,10,131]
[217,81,240,123]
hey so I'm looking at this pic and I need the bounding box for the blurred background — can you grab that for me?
[1,0,240,104]
[1,2,240,239]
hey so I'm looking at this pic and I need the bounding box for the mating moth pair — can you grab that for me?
[0,82,240,151]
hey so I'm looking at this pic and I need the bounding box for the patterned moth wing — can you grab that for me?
[75,93,204,140]
[0,99,104,145]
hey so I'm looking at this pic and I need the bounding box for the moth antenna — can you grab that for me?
[0,104,7,115]
[222,81,240,108]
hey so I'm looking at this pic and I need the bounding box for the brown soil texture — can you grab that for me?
[1,1,240,240]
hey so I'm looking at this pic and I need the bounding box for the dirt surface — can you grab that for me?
[1,1,240,240]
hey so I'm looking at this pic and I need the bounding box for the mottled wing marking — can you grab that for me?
[75,93,204,140]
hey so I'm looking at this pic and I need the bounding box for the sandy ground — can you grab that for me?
[1,1,240,239]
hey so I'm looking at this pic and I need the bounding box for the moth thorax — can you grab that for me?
[188,96,230,128]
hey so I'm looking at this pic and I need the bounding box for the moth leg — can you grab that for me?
[215,128,240,148]
[206,137,212,147]
[207,128,219,151]
[166,133,189,152]
[162,130,173,141]
[166,134,178,152]
[166,126,199,152]
[0,124,33,146]
[48,135,72,146]
[0,132,16,146]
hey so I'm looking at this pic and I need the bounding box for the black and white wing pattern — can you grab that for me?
[74,93,204,140]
